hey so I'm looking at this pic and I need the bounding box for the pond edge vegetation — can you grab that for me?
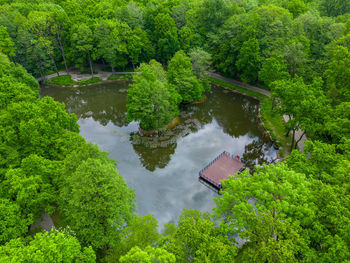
[209,77,289,157]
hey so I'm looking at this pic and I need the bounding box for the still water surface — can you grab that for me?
[41,82,276,228]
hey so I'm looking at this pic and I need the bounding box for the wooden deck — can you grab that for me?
[199,151,244,189]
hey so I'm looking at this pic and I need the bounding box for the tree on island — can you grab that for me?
[167,50,204,103]
[126,60,180,131]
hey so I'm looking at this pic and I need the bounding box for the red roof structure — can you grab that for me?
[199,151,245,189]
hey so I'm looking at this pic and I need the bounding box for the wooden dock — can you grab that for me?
[199,151,245,189]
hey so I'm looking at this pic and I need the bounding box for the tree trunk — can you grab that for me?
[285,130,290,137]
[294,131,306,149]
[88,52,94,78]
[49,53,60,77]
[290,129,295,152]
[57,36,69,74]
[111,65,115,74]
[37,57,45,81]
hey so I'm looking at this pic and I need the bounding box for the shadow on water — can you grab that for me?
[40,82,277,227]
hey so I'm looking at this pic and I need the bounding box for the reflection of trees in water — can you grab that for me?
[242,139,275,171]
[132,143,177,172]
[41,84,129,127]
[203,87,261,138]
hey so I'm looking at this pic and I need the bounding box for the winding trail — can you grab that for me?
[36,64,135,82]
[209,72,271,96]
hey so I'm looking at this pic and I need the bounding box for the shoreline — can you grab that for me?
[41,78,131,88]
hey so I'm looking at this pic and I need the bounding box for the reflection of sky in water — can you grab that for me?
[41,83,277,229]
[78,118,275,228]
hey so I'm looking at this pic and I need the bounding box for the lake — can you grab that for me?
[40,81,277,228]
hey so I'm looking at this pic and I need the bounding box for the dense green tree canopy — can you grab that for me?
[0,0,349,261]
[0,230,96,262]
[0,198,28,245]
[59,143,135,251]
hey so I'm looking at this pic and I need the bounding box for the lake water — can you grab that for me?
[40,81,276,228]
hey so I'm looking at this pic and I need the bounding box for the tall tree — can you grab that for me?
[236,38,261,83]
[167,50,204,102]
[0,26,16,59]
[27,11,60,76]
[214,164,314,261]
[127,60,180,131]
[0,229,96,262]
[0,198,28,245]
[154,13,179,63]
[163,210,237,262]
[70,23,94,77]
[189,47,211,91]
[258,54,290,88]
[120,246,175,263]
[271,77,330,150]
[59,143,135,252]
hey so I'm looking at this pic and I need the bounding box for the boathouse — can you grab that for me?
[199,151,245,189]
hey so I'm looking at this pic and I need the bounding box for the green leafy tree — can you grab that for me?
[286,0,308,18]
[0,26,16,58]
[319,0,350,17]
[0,75,38,109]
[127,27,155,69]
[0,97,79,163]
[107,214,161,261]
[59,143,135,251]
[197,0,234,34]
[285,141,350,261]
[46,4,71,74]
[119,215,161,253]
[324,43,350,105]
[271,77,330,150]
[95,20,120,73]
[0,229,96,262]
[167,50,204,102]
[0,198,28,245]
[154,13,179,63]
[70,23,94,77]
[284,41,307,78]
[215,164,314,261]
[236,38,261,83]
[189,47,211,91]
[0,53,38,91]
[27,11,60,76]
[323,102,350,143]
[163,210,237,263]
[127,60,180,131]
[258,54,289,87]
[120,246,175,263]
[3,154,57,220]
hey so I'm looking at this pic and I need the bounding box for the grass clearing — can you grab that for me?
[209,77,289,157]
[45,75,101,86]
[107,75,121,80]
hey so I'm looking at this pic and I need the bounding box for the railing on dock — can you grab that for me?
[199,151,244,189]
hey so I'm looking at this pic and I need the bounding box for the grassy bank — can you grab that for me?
[209,77,289,157]
[107,74,133,80]
[44,75,101,86]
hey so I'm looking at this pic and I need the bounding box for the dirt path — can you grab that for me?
[210,73,307,153]
[210,72,271,96]
[30,212,54,232]
[36,64,135,82]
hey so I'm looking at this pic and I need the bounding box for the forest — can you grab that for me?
[0,0,349,262]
